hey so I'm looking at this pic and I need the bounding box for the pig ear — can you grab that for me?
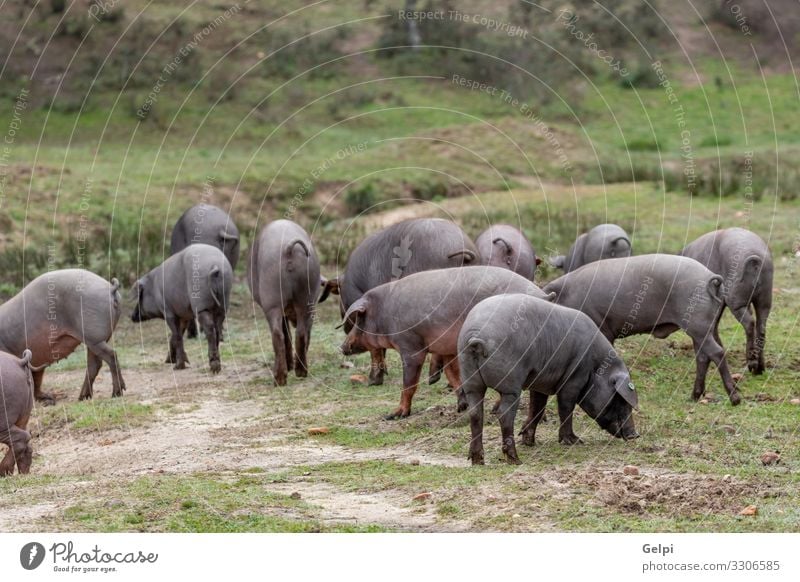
[129,280,143,301]
[340,298,367,330]
[612,374,639,410]
[319,277,340,303]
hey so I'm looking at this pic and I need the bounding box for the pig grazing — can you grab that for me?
[323,218,479,386]
[248,220,321,386]
[544,254,741,404]
[340,266,554,419]
[132,244,232,374]
[0,269,125,403]
[459,295,639,465]
[680,228,773,374]
[0,350,35,476]
[551,223,631,272]
[171,204,239,339]
[475,224,540,281]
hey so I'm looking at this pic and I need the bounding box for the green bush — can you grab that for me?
[344,182,379,215]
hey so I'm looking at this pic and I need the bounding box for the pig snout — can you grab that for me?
[130,306,142,323]
[610,416,639,441]
[339,334,366,356]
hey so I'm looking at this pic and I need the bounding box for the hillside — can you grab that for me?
[0,0,798,288]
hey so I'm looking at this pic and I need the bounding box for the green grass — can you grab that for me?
[56,474,389,532]
[38,399,155,432]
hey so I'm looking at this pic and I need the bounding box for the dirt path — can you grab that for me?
[4,365,467,532]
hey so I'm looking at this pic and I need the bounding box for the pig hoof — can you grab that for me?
[428,370,442,385]
[383,409,409,421]
[273,376,288,387]
[173,362,188,370]
[36,393,56,406]
[559,435,583,446]
[520,433,535,447]
[368,375,384,386]
[209,360,221,374]
[165,353,175,364]
[729,392,742,406]
[691,390,704,402]
[505,456,522,466]
[469,453,485,466]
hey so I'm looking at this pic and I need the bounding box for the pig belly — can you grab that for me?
[425,326,461,356]
[27,329,82,366]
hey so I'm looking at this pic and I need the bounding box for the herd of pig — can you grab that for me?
[0,203,773,474]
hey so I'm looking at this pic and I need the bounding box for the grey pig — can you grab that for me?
[458,294,639,465]
[339,266,554,419]
[544,254,740,404]
[550,223,631,272]
[680,228,772,374]
[0,349,35,476]
[0,269,125,403]
[132,243,233,374]
[322,218,479,386]
[475,224,540,281]
[171,204,239,339]
[247,219,321,386]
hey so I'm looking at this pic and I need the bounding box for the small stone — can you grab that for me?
[290,492,302,500]
[739,505,758,516]
[409,459,420,466]
[302,471,311,477]
[760,451,780,465]
[789,398,800,405]
[719,425,737,435]
[350,374,368,384]
[512,513,521,519]
[623,465,639,476]
[340,361,355,369]
[413,492,432,502]
[731,373,744,383]
[308,427,330,435]
[699,398,709,404]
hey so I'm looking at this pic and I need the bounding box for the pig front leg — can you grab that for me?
[198,311,221,374]
[385,351,426,420]
[32,369,55,406]
[728,303,757,373]
[167,316,188,370]
[461,376,487,465]
[496,392,522,464]
[691,334,741,405]
[0,446,14,476]
[368,348,387,385]
[83,342,126,398]
[556,387,583,445]
[441,355,466,412]
[520,390,548,446]
[0,427,31,476]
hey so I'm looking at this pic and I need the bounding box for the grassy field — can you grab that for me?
[0,0,798,532]
[1,182,797,533]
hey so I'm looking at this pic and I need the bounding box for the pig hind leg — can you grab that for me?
[461,374,487,465]
[0,427,32,476]
[728,302,758,373]
[294,309,312,378]
[32,369,54,406]
[752,295,771,374]
[198,310,221,374]
[282,316,294,373]
[496,392,522,464]
[84,341,126,397]
[265,309,289,386]
[78,349,103,400]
